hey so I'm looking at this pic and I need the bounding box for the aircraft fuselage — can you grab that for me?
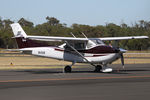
[24,45,120,64]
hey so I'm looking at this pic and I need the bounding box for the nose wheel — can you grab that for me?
[64,65,72,73]
[94,65,113,73]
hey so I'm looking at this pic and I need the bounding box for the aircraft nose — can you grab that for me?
[119,48,127,53]
[113,47,127,53]
[113,47,120,53]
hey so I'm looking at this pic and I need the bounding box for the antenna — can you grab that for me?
[70,32,76,38]
[81,32,88,38]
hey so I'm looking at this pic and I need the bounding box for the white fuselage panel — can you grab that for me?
[31,47,119,64]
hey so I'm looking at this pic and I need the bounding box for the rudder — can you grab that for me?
[10,23,27,38]
[10,23,51,48]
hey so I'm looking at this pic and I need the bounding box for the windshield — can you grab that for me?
[91,39,105,45]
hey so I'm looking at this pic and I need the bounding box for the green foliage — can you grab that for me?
[18,18,34,27]
[46,16,60,26]
[0,17,150,50]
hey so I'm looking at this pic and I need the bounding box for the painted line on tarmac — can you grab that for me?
[0,75,150,83]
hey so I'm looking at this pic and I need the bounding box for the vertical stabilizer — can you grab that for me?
[10,23,51,48]
[10,23,27,38]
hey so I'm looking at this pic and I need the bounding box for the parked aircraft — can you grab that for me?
[10,23,149,73]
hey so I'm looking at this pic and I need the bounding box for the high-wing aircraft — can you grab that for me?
[10,23,149,73]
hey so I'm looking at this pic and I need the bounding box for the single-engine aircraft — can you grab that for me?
[10,23,149,73]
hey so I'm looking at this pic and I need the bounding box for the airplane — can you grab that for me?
[10,23,149,73]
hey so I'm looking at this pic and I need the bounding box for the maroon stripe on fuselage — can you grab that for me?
[55,48,109,57]
[93,54,107,57]
[15,37,53,48]
[79,45,117,54]
[84,54,108,57]
[55,45,118,54]
[55,48,64,51]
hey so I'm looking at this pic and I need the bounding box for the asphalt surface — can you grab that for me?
[0,64,150,100]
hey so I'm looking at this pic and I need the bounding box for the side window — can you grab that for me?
[75,43,85,50]
[64,42,86,50]
[64,42,74,50]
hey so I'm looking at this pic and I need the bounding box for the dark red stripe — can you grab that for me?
[54,45,118,54]
[55,48,64,51]
[93,54,107,57]
[15,37,53,48]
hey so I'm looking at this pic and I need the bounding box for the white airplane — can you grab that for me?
[10,23,149,73]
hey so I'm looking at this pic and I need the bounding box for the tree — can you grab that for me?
[0,17,3,29]
[18,18,34,27]
[2,19,13,29]
[46,17,59,26]
[0,17,149,50]
[121,23,128,28]
[106,23,121,37]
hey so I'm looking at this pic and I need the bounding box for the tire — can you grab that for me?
[64,65,72,73]
[94,65,102,72]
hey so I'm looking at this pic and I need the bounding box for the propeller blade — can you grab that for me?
[119,48,127,53]
[120,53,125,69]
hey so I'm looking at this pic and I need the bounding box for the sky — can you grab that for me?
[0,0,150,26]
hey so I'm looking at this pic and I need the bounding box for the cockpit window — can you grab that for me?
[74,43,85,49]
[64,42,86,50]
[91,39,105,45]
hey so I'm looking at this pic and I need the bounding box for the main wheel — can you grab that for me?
[64,65,72,73]
[94,65,102,72]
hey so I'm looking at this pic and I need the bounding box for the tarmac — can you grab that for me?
[0,64,150,100]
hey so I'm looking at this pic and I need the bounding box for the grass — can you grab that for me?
[0,56,86,70]
[0,54,150,70]
[127,50,150,53]
[0,50,150,70]
[0,56,72,66]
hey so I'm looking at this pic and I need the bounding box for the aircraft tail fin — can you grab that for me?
[10,23,27,38]
[10,23,51,48]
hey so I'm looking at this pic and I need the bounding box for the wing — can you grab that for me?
[27,35,148,42]
[99,36,149,41]
[27,35,88,50]
[27,35,88,41]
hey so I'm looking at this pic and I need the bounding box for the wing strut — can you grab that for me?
[70,32,76,38]
[65,41,96,67]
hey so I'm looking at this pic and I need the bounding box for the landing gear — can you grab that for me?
[101,67,113,73]
[101,64,113,73]
[94,64,113,73]
[64,61,75,73]
[94,65,102,72]
[64,65,72,73]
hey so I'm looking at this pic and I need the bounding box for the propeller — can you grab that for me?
[120,53,124,69]
[119,48,127,69]
[110,40,127,69]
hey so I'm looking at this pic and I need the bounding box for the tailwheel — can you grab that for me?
[64,65,72,73]
[94,65,102,72]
